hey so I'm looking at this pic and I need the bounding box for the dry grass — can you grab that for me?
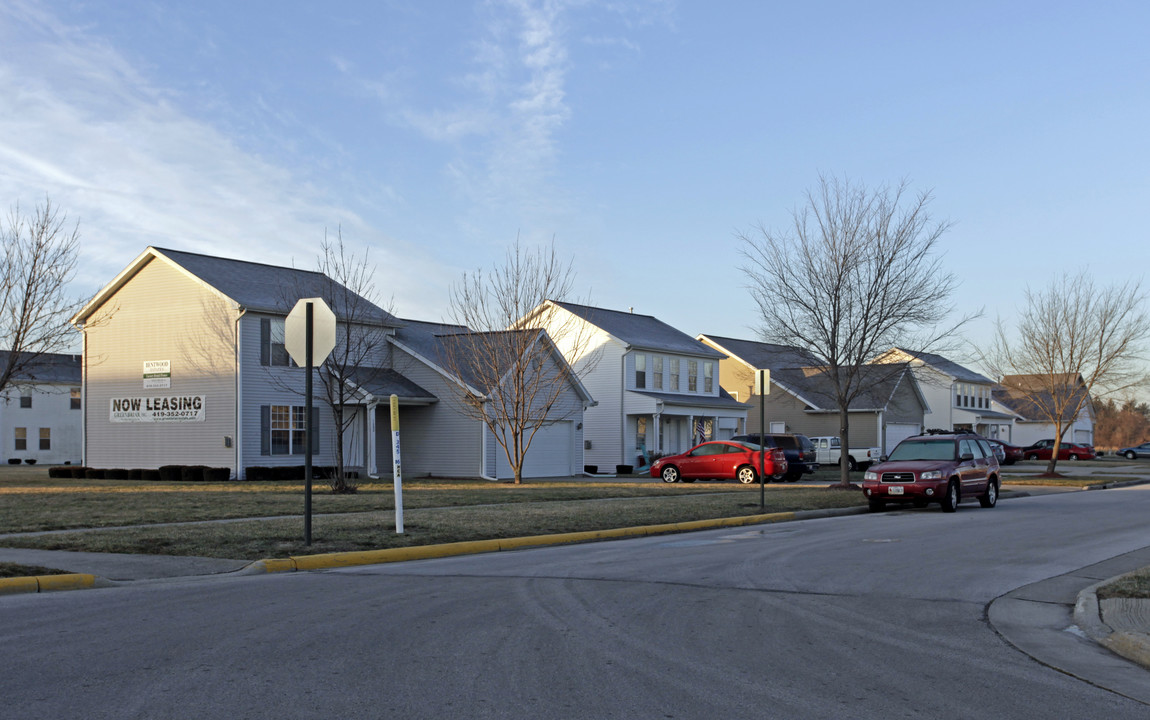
[1097,567,1150,600]
[0,466,866,559]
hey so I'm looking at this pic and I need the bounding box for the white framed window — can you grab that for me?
[652,356,663,390]
[19,395,31,408]
[14,427,26,451]
[669,358,680,391]
[71,388,81,410]
[260,318,292,367]
[635,353,646,389]
[704,362,713,393]
[688,360,698,392]
[261,404,318,455]
[39,427,50,450]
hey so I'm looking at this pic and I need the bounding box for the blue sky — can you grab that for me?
[1,0,1147,379]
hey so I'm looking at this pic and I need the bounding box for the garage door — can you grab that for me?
[884,423,921,454]
[496,421,573,478]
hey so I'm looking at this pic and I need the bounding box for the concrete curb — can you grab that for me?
[0,573,109,596]
[1074,574,1150,670]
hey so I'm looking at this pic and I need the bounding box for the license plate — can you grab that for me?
[888,485,905,495]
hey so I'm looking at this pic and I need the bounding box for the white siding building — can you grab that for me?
[0,352,83,466]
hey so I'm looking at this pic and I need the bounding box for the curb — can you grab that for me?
[1074,575,1150,670]
[1,505,869,594]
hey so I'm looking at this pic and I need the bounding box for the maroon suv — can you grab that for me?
[861,433,1001,513]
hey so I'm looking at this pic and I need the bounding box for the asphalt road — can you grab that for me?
[3,486,1149,719]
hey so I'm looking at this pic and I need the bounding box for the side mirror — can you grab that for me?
[879,455,888,462]
[960,452,974,461]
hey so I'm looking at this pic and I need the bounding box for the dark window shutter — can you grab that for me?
[260,318,270,366]
[260,405,270,455]
[311,406,320,453]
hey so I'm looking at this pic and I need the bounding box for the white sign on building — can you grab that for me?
[143,360,171,389]
[110,395,205,423]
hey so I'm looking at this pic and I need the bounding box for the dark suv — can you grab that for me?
[861,433,1000,513]
[731,433,818,482]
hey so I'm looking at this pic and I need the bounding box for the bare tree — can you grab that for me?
[983,272,1149,475]
[0,198,82,394]
[740,176,974,487]
[441,240,595,484]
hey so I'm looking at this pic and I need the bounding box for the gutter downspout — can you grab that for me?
[234,307,246,479]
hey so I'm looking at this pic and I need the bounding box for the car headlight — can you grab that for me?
[920,470,943,480]
[863,471,877,481]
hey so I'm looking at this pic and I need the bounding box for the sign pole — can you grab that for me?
[304,301,314,546]
[390,394,404,533]
[758,368,766,512]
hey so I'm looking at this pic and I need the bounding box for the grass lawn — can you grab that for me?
[0,465,866,560]
[1097,568,1150,601]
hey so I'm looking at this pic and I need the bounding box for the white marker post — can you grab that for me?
[390,394,404,534]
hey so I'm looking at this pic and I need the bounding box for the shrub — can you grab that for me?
[69,466,88,478]
[84,468,105,479]
[276,466,303,481]
[127,469,144,480]
[584,465,598,474]
[141,469,161,481]
[615,464,633,475]
[104,468,129,480]
[158,466,182,483]
[8,458,21,465]
[204,467,231,482]
[181,465,209,482]
[47,466,71,478]
[244,466,271,481]
[24,458,36,465]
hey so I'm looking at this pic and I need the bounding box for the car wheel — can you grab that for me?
[979,479,998,508]
[1068,454,1079,461]
[785,472,800,483]
[940,481,959,513]
[848,457,858,472]
[868,498,885,512]
[1127,451,1137,460]
[736,466,757,484]
[1024,453,1037,460]
[661,466,680,483]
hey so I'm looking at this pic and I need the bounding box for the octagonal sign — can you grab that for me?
[285,297,337,367]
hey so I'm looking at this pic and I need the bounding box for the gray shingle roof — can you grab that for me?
[393,322,550,394]
[772,364,912,411]
[631,387,749,411]
[0,351,81,384]
[553,301,723,358]
[155,248,400,326]
[345,366,436,402]
[699,335,816,369]
[894,348,993,384]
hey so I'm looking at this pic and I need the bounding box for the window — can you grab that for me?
[261,404,319,455]
[19,395,31,408]
[669,358,680,391]
[704,362,713,393]
[14,427,26,451]
[71,388,81,410]
[652,357,663,390]
[39,428,50,451]
[636,417,647,450]
[635,354,646,389]
[260,318,291,367]
[688,360,698,392]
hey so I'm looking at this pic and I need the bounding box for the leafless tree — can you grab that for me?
[441,240,596,484]
[740,176,975,487]
[983,272,1149,475]
[0,198,82,394]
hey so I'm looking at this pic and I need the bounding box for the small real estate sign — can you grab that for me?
[143,360,171,389]
[110,395,206,423]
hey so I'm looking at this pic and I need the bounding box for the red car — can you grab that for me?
[650,440,787,484]
[1022,439,1096,461]
[981,437,1023,465]
[861,433,1000,512]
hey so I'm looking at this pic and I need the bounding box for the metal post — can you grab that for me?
[304,301,313,545]
[758,369,766,511]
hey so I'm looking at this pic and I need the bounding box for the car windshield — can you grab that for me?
[887,439,956,461]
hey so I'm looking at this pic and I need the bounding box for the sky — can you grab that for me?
[1,0,1147,386]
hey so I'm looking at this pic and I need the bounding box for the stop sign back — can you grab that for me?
[285,297,337,366]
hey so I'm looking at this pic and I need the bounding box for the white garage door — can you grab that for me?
[496,421,573,478]
[884,423,922,454]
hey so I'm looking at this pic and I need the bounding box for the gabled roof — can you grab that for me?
[697,334,815,369]
[72,247,400,327]
[886,348,993,384]
[770,364,919,412]
[0,351,81,384]
[344,366,436,404]
[550,301,724,358]
[994,374,1092,423]
[631,387,749,411]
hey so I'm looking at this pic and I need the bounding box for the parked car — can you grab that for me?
[731,433,817,481]
[861,433,1000,513]
[649,440,788,484]
[1118,442,1150,460]
[980,437,1023,465]
[1022,439,1096,461]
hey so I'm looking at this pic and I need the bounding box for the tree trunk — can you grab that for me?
[838,408,852,488]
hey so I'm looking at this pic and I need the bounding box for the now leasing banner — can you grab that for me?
[110,395,206,423]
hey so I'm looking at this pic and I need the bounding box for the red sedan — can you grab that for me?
[650,440,788,484]
[1022,441,1096,461]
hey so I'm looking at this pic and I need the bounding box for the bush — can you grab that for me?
[180,465,209,482]
[8,458,21,465]
[84,468,105,479]
[69,466,88,478]
[104,468,129,480]
[47,466,71,478]
[244,466,271,481]
[141,469,161,481]
[615,464,633,475]
[158,466,182,482]
[584,465,598,474]
[24,458,36,465]
[127,469,144,480]
[204,467,231,482]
